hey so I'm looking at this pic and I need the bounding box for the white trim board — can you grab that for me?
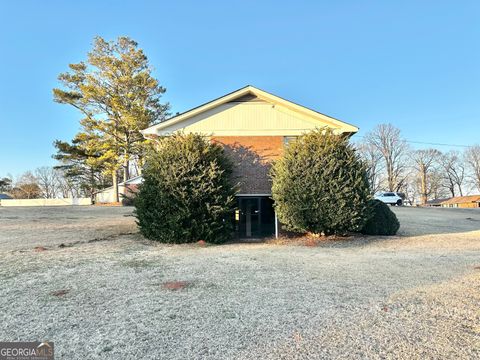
[235,194,272,197]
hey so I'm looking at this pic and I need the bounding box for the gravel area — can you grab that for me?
[0,206,479,359]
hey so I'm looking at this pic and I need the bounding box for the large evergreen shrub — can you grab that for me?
[271,129,371,235]
[361,199,400,235]
[134,133,236,243]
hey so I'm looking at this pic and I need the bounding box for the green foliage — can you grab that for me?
[53,36,169,201]
[361,199,400,235]
[271,129,371,235]
[134,133,237,243]
[0,177,12,193]
[53,137,110,199]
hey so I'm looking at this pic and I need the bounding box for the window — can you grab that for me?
[283,136,297,146]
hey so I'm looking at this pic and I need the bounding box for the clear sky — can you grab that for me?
[0,0,479,177]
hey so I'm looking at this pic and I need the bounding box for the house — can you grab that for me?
[440,195,480,208]
[94,175,143,205]
[425,198,451,207]
[141,85,358,238]
[0,193,12,205]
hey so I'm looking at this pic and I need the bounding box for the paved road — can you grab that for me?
[392,206,480,236]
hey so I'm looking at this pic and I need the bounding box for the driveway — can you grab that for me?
[0,206,479,359]
[394,206,480,236]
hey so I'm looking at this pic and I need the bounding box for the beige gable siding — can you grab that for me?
[142,86,358,137]
[162,102,344,136]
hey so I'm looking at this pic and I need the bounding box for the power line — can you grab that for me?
[355,135,473,148]
[404,140,471,148]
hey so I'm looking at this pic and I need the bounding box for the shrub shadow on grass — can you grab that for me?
[133,229,401,249]
[264,234,402,249]
[121,259,158,270]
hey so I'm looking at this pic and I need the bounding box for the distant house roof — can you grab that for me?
[122,175,143,185]
[441,195,480,205]
[426,198,451,205]
[0,193,12,200]
[93,176,143,195]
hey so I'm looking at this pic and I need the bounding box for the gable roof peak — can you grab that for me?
[141,85,359,136]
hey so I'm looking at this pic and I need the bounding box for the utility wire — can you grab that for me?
[354,135,473,148]
[403,140,471,148]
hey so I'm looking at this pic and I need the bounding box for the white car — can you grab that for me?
[375,192,403,206]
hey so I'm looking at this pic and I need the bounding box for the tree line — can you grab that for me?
[357,123,480,205]
[0,167,87,199]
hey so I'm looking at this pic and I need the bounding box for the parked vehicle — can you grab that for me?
[374,192,403,206]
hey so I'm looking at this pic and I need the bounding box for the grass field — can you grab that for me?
[0,206,479,359]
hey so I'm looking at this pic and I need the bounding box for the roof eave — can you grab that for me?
[141,85,254,135]
[141,85,359,136]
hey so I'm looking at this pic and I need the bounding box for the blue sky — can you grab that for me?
[0,0,479,177]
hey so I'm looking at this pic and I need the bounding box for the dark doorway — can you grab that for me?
[236,197,275,238]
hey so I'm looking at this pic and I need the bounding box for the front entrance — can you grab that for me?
[236,196,275,238]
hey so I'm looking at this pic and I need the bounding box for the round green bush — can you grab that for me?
[361,199,400,235]
[271,129,371,235]
[134,133,236,243]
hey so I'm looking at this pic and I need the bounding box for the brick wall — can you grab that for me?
[211,136,284,194]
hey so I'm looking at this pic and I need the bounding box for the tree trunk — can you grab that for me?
[449,186,455,198]
[420,166,427,205]
[137,157,142,175]
[123,135,130,182]
[387,162,394,191]
[90,169,95,203]
[123,156,129,182]
[112,170,119,203]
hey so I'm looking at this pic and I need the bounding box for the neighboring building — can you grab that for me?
[0,193,12,205]
[94,176,143,204]
[141,85,358,238]
[441,195,480,208]
[425,198,451,207]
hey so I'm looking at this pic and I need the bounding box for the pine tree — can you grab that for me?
[53,36,169,201]
[53,134,110,200]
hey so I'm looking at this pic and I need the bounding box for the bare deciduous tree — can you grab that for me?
[56,171,82,198]
[464,145,480,192]
[356,142,383,194]
[10,172,42,199]
[429,168,449,200]
[412,149,441,205]
[402,172,419,206]
[35,166,61,199]
[364,124,410,192]
[439,151,465,197]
